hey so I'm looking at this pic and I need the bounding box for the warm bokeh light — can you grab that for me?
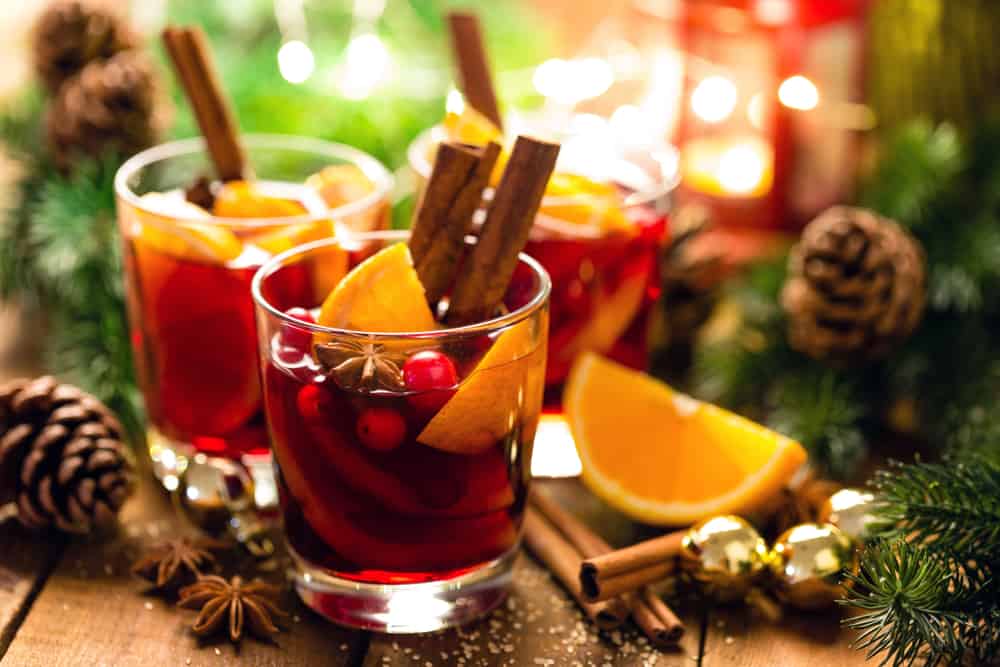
[533,57,614,105]
[335,32,392,100]
[747,93,765,129]
[277,40,315,84]
[718,144,766,194]
[778,75,819,110]
[691,75,738,123]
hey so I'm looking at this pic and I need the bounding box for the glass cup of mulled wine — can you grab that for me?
[408,112,675,475]
[251,230,549,632]
[114,135,392,495]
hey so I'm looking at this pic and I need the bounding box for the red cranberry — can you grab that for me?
[403,350,459,413]
[281,307,315,352]
[356,407,406,451]
[296,384,326,422]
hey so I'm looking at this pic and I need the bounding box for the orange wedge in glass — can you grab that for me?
[306,164,376,208]
[212,180,308,218]
[564,353,808,525]
[540,172,630,232]
[316,242,436,333]
[132,193,243,264]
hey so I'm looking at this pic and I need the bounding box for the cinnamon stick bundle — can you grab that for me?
[446,11,503,130]
[446,135,558,325]
[528,492,685,647]
[580,529,686,603]
[409,141,500,306]
[523,509,629,630]
[162,25,246,181]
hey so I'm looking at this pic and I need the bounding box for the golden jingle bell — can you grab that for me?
[769,523,856,610]
[819,488,879,543]
[680,515,769,602]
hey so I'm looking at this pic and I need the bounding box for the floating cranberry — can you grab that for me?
[403,350,459,413]
[356,407,407,452]
[281,307,315,352]
[296,384,326,422]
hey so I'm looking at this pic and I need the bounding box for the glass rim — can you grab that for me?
[251,229,552,339]
[114,134,394,229]
[407,125,678,211]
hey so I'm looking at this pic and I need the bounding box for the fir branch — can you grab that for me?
[843,539,995,666]
[869,458,1000,561]
[766,368,868,480]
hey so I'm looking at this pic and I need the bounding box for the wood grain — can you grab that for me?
[701,607,865,666]
[0,523,64,657]
[0,480,364,667]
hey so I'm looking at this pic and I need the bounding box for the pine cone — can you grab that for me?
[46,50,167,170]
[33,0,138,94]
[781,206,926,363]
[0,376,134,533]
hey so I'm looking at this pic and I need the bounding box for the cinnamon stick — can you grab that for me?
[582,562,675,602]
[446,11,503,130]
[446,136,558,325]
[162,25,246,181]
[580,529,685,600]
[409,141,500,306]
[523,509,628,630]
[529,492,685,646]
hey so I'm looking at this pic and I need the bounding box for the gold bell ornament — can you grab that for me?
[769,523,856,610]
[819,488,879,543]
[679,515,770,602]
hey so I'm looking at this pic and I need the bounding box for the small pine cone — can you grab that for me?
[46,50,168,170]
[0,376,134,534]
[781,206,926,363]
[33,0,138,94]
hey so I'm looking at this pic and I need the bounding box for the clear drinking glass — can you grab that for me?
[409,125,673,474]
[115,135,392,491]
[252,231,549,632]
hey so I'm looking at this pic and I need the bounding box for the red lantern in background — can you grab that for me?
[672,0,870,231]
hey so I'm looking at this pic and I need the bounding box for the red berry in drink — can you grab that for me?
[281,307,315,352]
[356,407,406,451]
[403,350,459,413]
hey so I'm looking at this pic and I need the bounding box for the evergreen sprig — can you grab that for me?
[843,457,1000,665]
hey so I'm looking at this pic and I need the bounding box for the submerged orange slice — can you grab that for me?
[540,172,630,232]
[418,316,546,455]
[565,353,807,525]
[248,220,334,255]
[316,242,436,332]
[133,193,243,264]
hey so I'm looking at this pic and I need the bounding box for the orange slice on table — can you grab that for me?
[418,315,546,455]
[564,353,807,525]
[133,193,243,264]
[316,242,436,332]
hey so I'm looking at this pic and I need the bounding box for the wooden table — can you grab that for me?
[0,476,866,667]
[0,307,866,666]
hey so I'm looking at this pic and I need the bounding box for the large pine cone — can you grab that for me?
[33,0,138,94]
[781,206,926,363]
[0,376,134,533]
[46,50,167,170]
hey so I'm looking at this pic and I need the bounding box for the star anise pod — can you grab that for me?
[178,575,287,642]
[314,338,405,391]
[131,537,227,591]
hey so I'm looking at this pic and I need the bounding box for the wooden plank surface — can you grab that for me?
[701,607,863,666]
[0,479,365,667]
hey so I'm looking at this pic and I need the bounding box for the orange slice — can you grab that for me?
[212,180,307,218]
[540,172,630,232]
[133,193,243,264]
[565,353,807,525]
[306,164,376,208]
[316,242,436,332]
[443,105,502,146]
[418,317,545,455]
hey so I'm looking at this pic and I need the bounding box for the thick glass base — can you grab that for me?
[290,547,516,633]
